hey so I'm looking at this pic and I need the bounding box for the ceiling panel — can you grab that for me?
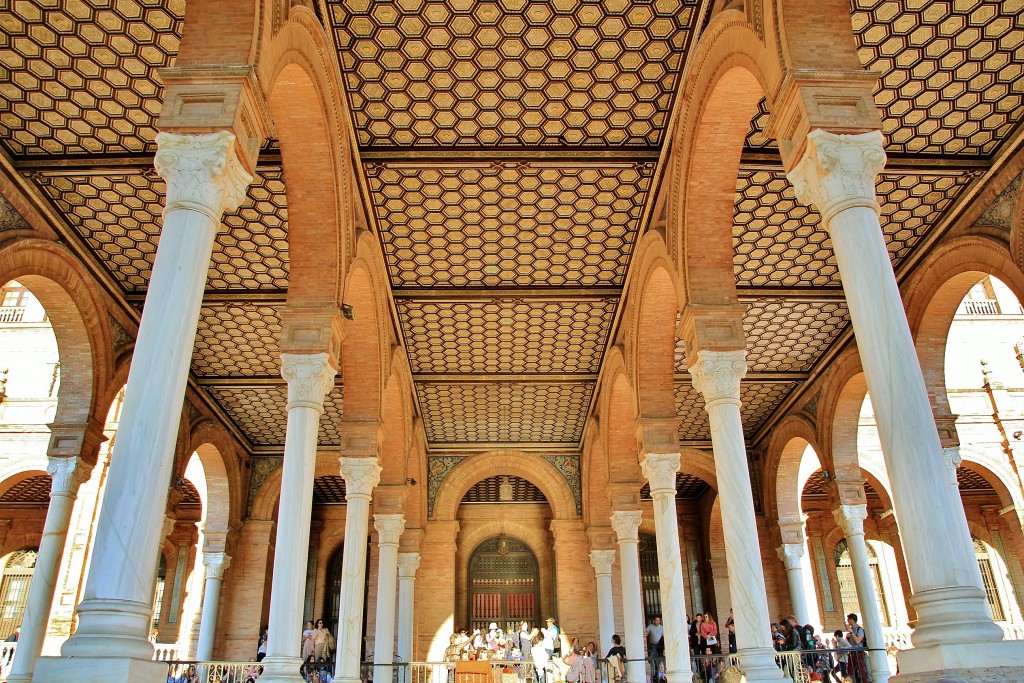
[322,0,700,147]
[192,304,283,377]
[733,170,971,287]
[462,474,547,503]
[639,471,711,500]
[313,475,348,504]
[744,301,850,372]
[368,162,652,287]
[398,298,616,374]
[417,381,592,444]
[0,0,183,156]
[209,385,344,446]
[675,381,798,440]
[33,169,289,292]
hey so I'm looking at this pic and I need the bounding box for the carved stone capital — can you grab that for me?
[374,514,406,546]
[280,353,337,412]
[942,446,963,487]
[688,350,747,406]
[46,456,90,496]
[589,549,616,576]
[340,456,382,501]
[833,504,868,537]
[777,543,805,570]
[787,129,886,225]
[398,552,421,578]
[202,552,231,580]
[610,510,642,543]
[154,131,253,221]
[640,452,681,497]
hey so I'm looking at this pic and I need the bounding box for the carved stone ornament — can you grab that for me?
[688,350,747,406]
[833,503,868,537]
[640,452,681,497]
[280,353,337,412]
[202,552,232,579]
[340,456,382,500]
[374,514,406,546]
[610,509,643,542]
[398,552,421,577]
[46,456,89,496]
[787,129,887,225]
[589,549,616,576]
[154,130,254,222]
[942,446,963,487]
[776,543,805,570]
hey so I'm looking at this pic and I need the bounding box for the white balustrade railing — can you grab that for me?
[0,307,24,324]
[959,298,1001,315]
[165,661,264,683]
[0,643,16,681]
[155,643,182,661]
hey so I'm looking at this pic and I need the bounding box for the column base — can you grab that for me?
[33,654,169,683]
[737,647,788,683]
[256,655,306,683]
[910,586,1005,648]
[895,640,1024,681]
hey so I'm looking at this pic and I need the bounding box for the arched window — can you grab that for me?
[973,538,1007,621]
[468,536,540,633]
[152,554,166,630]
[0,548,37,639]
[834,539,890,627]
[639,533,661,621]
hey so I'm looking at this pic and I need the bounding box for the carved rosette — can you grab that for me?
[46,456,89,496]
[688,350,747,408]
[640,452,681,498]
[776,543,805,570]
[610,510,642,543]
[154,131,254,221]
[787,129,887,225]
[202,552,232,580]
[398,552,421,578]
[589,549,616,576]
[374,514,406,547]
[833,503,868,537]
[280,353,337,412]
[942,446,963,487]
[340,456,382,501]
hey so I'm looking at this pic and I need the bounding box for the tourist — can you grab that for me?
[645,616,664,662]
[700,613,719,654]
[845,614,868,683]
[831,630,850,683]
[724,610,736,654]
[313,618,333,660]
[532,633,550,683]
[318,657,333,683]
[690,613,703,654]
[605,634,626,683]
[302,620,316,661]
[257,626,268,662]
[542,617,560,660]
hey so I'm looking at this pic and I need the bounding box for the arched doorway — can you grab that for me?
[468,537,540,633]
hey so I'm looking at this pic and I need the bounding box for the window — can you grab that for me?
[0,287,28,309]
[974,539,1006,622]
[834,539,891,627]
[0,549,36,639]
[152,555,167,630]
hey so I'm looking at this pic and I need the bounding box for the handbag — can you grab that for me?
[706,635,718,646]
[327,631,336,651]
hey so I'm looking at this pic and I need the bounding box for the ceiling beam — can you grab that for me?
[674,371,810,383]
[426,441,583,453]
[196,376,286,388]
[413,373,598,384]
[13,152,284,175]
[392,287,622,301]
[360,147,662,164]
[126,289,290,305]
[740,150,991,175]
[735,286,846,301]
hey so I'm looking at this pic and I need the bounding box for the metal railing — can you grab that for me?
[165,661,265,682]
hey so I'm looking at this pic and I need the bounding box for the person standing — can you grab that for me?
[313,618,333,661]
[645,616,664,662]
[699,614,719,654]
[302,621,316,661]
[605,635,626,683]
[542,617,560,660]
[257,626,268,662]
[845,614,869,683]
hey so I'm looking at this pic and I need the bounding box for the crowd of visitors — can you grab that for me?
[771,613,872,683]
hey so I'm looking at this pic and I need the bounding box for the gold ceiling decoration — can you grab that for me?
[321,0,700,147]
[743,302,849,372]
[675,382,799,441]
[0,0,182,156]
[192,304,283,377]
[209,385,344,447]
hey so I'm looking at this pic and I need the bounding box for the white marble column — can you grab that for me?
[8,456,90,683]
[261,353,338,683]
[788,130,1024,672]
[776,544,811,627]
[588,550,616,656]
[335,458,382,683]
[373,514,405,679]
[611,510,645,683]
[689,352,784,683]
[195,552,231,662]
[640,453,691,683]
[834,505,890,683]
[396,553,420,663]
[35,131,252,683]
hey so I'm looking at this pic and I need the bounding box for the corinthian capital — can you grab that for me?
[154,131,253,221]
[610,510,642,542]
[833,503,868,537]
[374,514,406,546]
[777,543,804,570]
[280,353,337,412]
[589,549,616,576]
[398,552,421,577]
[640,452,681,497]
[340,456,382,500]
[787,129,887,225]
[688,350,746,406]
[46,456,90,496]
[202,552,232,580]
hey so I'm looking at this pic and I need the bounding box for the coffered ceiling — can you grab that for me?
[0,0,1021,467]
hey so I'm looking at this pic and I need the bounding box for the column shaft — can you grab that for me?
[777,544,811,626]
[195,553,230,661]
[335,458,382,683]
[641,454,691,683]
[8,458,87,683]
[689,352,783,683]
[611,511,645,683]
[373,514,405,680]
[396,553,420,664]
[835,507,889,683]
[588,550,616,655]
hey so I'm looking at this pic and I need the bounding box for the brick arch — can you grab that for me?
[582,420,610,528]
[340,235,393,422]
[598,351,642,486]
[625,233,682,418]
[258,7,358,310]
[679,447,718,492]
[406,421,428,529]
[1010,179,1024,271]
[764,414,823,521]
[665,10,774,305]
[432,452,576,522]
[957,447,1024,513]
[186,419,243,532]
[0,467,48,500]
[249,454,345,521]
[0,239,114,431]
[824,357,868,483]
[380,348,416,489]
